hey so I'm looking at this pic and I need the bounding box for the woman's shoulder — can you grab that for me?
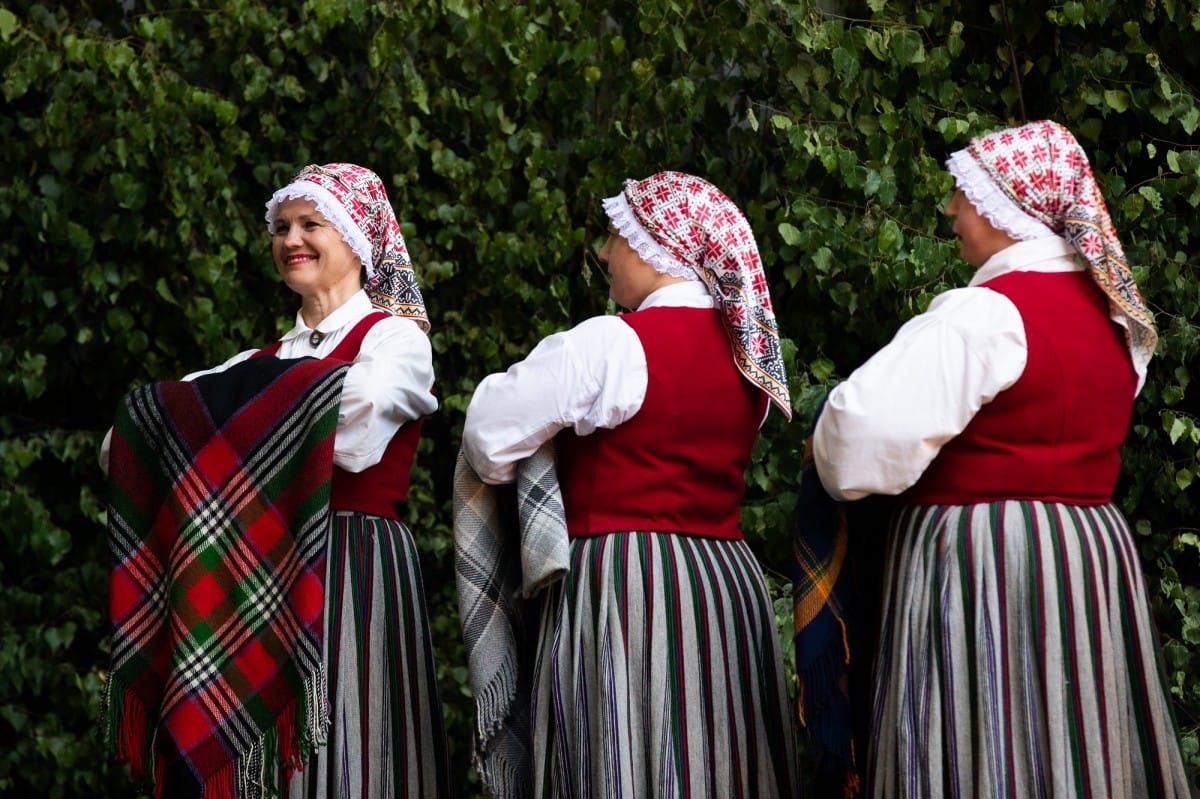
[914,286,1023,343]
[519,314,638,365]
[573,313,632,335]
[357,313,432,353]
[927,284,1016,316]
[362,311,424,333]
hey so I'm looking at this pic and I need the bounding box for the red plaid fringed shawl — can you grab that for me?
[102,355,350,799]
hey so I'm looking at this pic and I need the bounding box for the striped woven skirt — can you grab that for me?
[530,531,799,798]
[288,513,452,799]
[870,501,1191,798]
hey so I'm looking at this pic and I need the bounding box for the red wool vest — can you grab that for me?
[255,313,423,519]
[556,307,767,540]
[903,270,1136,506]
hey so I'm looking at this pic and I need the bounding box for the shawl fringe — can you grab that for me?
[103,664,329,798]
[453,442,568,799]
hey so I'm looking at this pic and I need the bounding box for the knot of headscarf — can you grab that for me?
[955,120,1156,380]
[618,171,791,419]
[265,163,430,331]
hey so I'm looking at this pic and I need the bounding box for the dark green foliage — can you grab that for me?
[1,1,1197,795]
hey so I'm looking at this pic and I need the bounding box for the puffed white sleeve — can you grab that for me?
[334,317,437,473]
[812,287,1027,500]
[462,315,647,484]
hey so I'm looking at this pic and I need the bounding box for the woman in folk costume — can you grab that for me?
[813,121,1192,797]
[461,171,800,798]
[101,163,452,798]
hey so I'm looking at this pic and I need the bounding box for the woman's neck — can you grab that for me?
[299,285,358,329]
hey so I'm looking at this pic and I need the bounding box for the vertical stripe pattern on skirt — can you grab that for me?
[870,500,1191,799]
[531,531,799,799]
[288,513,452,799]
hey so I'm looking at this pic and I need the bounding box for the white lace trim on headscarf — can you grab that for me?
[601,192,698,281]
[946,150,1057,242]
[265,183,376,279]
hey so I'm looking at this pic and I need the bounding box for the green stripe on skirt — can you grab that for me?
[531,531,799,798]
[288,514,452,799]
[870,500,1191,798]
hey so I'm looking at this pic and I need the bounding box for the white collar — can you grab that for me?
[969,237,1082,287]
[637,280,715,310]
[281,290,372,341]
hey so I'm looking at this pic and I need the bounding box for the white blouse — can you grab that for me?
[813,237,1086,501]
[462,281,716,485]
[100,290,437,474]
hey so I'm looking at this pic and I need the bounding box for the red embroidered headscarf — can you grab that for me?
[604,171,791,419]
[946,120,1157,384]
[265,163,430,331]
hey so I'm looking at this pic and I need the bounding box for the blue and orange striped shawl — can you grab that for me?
[793,401,890,798]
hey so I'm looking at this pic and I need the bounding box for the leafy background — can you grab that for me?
[1,1,1197,796]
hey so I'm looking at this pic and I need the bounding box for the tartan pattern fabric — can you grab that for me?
[452,442,569,799]
[265,163,430,331]
[793,399,892,798]
[958,120,1157,380]
[102,356,350,799]
[618,171,792,419]
[793,434,859,797]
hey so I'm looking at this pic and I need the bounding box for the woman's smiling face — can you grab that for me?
[270,198,363,300]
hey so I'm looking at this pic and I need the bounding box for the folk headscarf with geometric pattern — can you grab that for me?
[946,120,1157,384]
[603,171,792,419]
[265,163,430,332]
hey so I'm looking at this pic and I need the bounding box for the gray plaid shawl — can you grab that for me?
[453,442,569,799]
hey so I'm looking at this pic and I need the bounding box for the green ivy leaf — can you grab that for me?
[0,8,18,42]
[877,218,903,253]
[778,222,803,246]
[1169,415,1188,444]
[809,358,835,382]
[1104,88,1130,112]
[893,29,926,65]
[1138,185,1163,211]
